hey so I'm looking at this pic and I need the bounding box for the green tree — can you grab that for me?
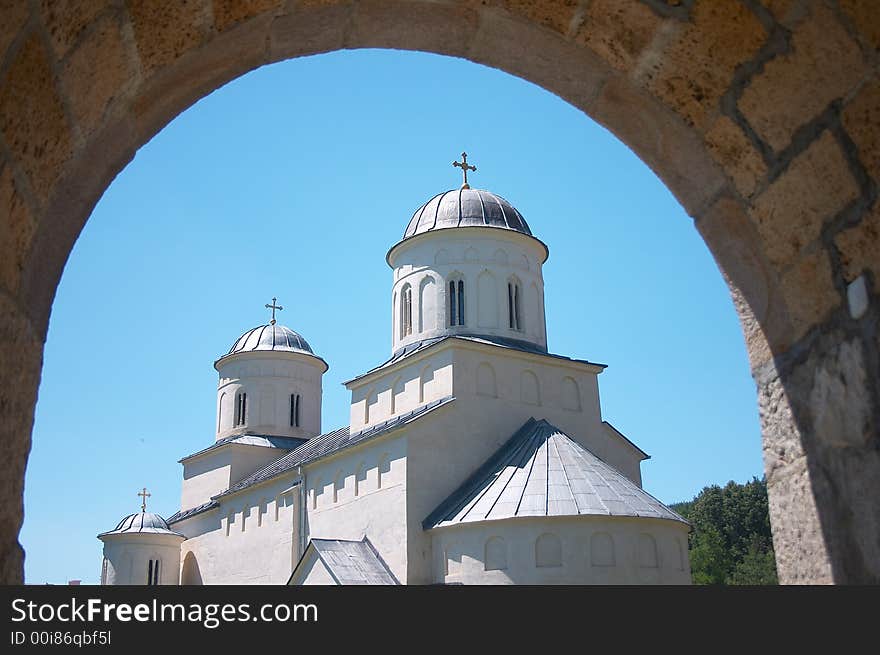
[671,477,778,585]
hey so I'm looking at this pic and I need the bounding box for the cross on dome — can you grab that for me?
[452,152,476,189]
[138,487,151,512]
[265,297,284,325]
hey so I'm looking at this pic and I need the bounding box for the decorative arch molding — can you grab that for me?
[535,533,562,568]
[418,275,437,333]
[476,361,498,398]
[561,376,581,411]
[520,370,541,406]
[590,532,615,567]
[484,536,508,571]
[477,269,498,328]
[638,534,659,569]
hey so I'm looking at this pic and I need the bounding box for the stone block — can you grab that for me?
[778,248,838,340]
[61,14,138,139]
[573,0,665,73]
[750,130,858,269]
[704,115,768,198]
[495,0,581,37]
[348,0,479,56]
[0,162,36,295]
[39,0,109,59]
[0,35,73,206]
[644,0,766,130]
[269,2,352,60]
[739,3,865,153]
[809,339,872,449]
[214,0,283,32]
[839,0,880,51]
[842,77,880,186]
[127,0,213,74]
[0,1,30,64]
[834,204,880,282]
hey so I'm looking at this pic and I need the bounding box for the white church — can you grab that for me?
[98,155,692,585]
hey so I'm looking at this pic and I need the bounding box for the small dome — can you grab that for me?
[226,323,314,356]
[403,188,532,240]
[99,512,183,537]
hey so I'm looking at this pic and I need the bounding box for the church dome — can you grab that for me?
[98,512,184,538]
[226,323,315,356]
[403,188,532,240]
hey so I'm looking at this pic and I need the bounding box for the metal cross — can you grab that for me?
[265,297,283,325]
[138,487,151,512]
[452,152,477,189]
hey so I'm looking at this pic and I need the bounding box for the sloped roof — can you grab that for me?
[289,538,399,585]
[166,500,219,525]
[423,418,688,530]
[179,434,309,463]
[213,396,455,500]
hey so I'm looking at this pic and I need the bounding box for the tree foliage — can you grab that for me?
[670,477,778,585]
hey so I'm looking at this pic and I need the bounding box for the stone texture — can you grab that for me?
[214,0,283,32]
[127,0,213,74]
[0,0,30,64]
[495,0,581,37]
[758,369,834,584]
[269,2,352,60]
[839,0,880,51]
[808,339,872,449]
[61,14,138,140]
[704,115,768,198]
[779,248,838,340]
[834,203,880,282]
[739,3,865,153]
[349,0,479,56]
[0,34,73,206]
[591,75,726,217]
[0,293,43,584]
[842,77,880,186]
[762,0,798,24]
[574,0,665,73]
[0,162,36,295]
[750,130,859,269]
[39,0,110,59]
[644,0,766,130]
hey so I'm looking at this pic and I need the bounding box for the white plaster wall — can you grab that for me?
[292,555,336,585]
[215,351,325,440]
[175,474,302,584]
[348,349,453,430]
[388,228,548,355]
[430,516,691,585]
[303,432,408,583]
[100,534,183,585]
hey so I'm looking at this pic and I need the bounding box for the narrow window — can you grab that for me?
[290,394,301,427]
[514,283,522,330]
[508,283,514,328]
[508,281,522,330]
[400,285,412,338]
[147,560,153,585]
[449,281,457,326]
[235,392,247,426]
[457,280,465,325]
[153,559,160,585]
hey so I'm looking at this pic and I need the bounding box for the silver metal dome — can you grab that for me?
[99,512,183,537]
[403,188,532,239]
[226,323,314,356]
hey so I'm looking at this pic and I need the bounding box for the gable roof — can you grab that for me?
[288,537,399,585]
[345,334,606,385]
[423,418,688,530]
[179,434,309,463]
[212,395,455,500]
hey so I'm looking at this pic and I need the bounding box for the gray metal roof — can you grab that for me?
[224,323,316,357]
[179,434,309,463]
[98,512,185,538]
[166,500,219,525]
[347,334,605,385]
[423,418,688,530]
[403,188,532,239]
[290,538,399,585]
[213,396,455,500]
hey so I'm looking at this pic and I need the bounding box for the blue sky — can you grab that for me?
[21,49,762,584]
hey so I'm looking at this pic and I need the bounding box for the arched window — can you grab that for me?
[234,391,247,426]
[290,393,301,427]
[448,277,465,326]
[400,284,412,338]
[147,558,161,585]
[508,279,522,330]
[217,392,226,433]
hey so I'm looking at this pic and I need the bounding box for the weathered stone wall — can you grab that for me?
[0,0,877,583]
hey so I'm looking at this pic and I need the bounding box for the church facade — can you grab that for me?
[98,158,692,585]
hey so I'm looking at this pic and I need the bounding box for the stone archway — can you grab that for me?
[0,1,877,584]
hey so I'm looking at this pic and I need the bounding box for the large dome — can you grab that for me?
[403,188,532,240]
[225,323,315,356]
